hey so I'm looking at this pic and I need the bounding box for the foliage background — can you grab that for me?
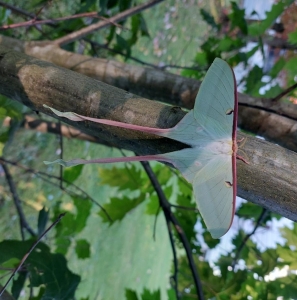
[1,0,297,299]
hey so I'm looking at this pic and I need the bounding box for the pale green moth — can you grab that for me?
[44,58,238,238]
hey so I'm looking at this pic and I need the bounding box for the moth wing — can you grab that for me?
[192,155,235,238]
[161,58,236,146]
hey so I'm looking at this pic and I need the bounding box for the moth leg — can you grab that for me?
[236,155,249,165]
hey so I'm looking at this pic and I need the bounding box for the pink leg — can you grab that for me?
[236,155,249,165]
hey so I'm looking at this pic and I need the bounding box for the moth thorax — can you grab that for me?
[207,139,232,155]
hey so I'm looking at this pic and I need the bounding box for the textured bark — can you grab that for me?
[0,45,187,156]
[1,35,297,151]
[0,46,297,222]
[237,133,297,222]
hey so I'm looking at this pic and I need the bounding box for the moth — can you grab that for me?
[44,58,238,238]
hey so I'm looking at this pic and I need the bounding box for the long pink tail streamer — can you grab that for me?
[44,154,172,167]
[43,105,172,136]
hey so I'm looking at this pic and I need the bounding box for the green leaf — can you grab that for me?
[269,57,285,78]
[228,45,259,66]
[12,272,27,299]
[98,194,145,223]
[138,14,149,37]
[231,230,249,260]
[288,28,297,45]
[285,56,297,80]
[217,37,244,52]
[54,196,92,254]
[146,193,159,215]
[75,239,90,259]
[194,52,208,67]
[200,8,219,30]
[281,223,297,247]
[125,289,139,300]
[203,229,220,249]
[37,206,49,237]
[130,14,149,47]
[115,34,131,57]
[99,165,144,191]
[245,65,263,94]
[271,275,297,298]
[167,289,177,300]
[63,164,84,184]
[248,0,294,36]
[99,0,109,14]
[175,192,200,250]
[74,201,172,300]
[0,240,80,299]
[106,25,116,44]
[141,288,161,300]
[262,84,283,99]
[0,95,24,120]
[151,164,172,188]
[252,249,278,276]
[72,195,92,232]
[217,37,234,52]
[229,2,248,35]
[0,7,11,23]
[237,202,265,220]
[119,0,132,12]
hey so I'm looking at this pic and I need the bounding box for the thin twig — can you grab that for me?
[140,161,180,299]
[0,213,66,297]
[53,0,164,46]
[0,157,112,222]
[1,11,124,31]
[165,215,179,297]
[0,11,100,30]
[1,162,36,238]
[232,209,268,270]
[271,82,297,102]
[58,121,63,190]
[88,39,206,72]
[169,212,204,300]
[0,1,36,19]
[141,161,205,300]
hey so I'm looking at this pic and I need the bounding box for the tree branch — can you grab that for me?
[2,34,297,151]
[0,47,297,223]
[0,162,36,238]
